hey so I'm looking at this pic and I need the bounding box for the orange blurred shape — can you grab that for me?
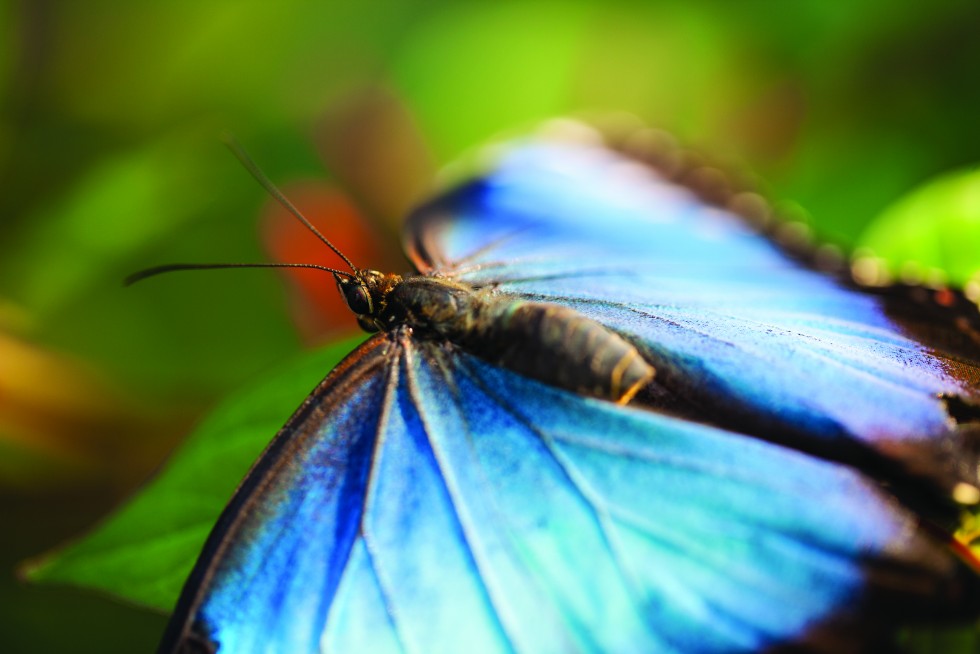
[261,182,387,342]
[934,288,957,308]
[0,331,181,490]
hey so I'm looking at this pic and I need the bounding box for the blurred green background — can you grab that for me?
[3,1,980,652]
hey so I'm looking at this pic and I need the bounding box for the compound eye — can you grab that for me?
[356,314,380,333]
[342,283,373,315]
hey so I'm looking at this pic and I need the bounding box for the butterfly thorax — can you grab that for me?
[337,270,654,404]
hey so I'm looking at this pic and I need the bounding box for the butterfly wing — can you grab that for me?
[405,139,980,506]
[159,330,978,654]
[157,336,392,654]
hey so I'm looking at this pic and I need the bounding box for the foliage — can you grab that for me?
[858,167,980,290]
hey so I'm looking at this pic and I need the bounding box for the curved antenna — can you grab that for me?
[221,132,358,273]
[125,262,355,287]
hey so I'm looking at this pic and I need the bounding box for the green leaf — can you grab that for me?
[0,130,304,395]
[857,167,980,290]
[24,335,363,611]
[3,133,227,318]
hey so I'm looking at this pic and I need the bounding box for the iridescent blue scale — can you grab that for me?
[160,136,980,654]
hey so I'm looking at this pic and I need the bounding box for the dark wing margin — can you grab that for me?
[158,335,394,654]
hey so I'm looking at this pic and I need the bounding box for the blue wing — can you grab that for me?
[405,138,980,504]
[159,331,978,654]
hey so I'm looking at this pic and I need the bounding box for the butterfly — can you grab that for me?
[148,125,980,653]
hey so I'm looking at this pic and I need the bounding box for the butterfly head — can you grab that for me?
[335,269,404,333]
[125,139,414,337]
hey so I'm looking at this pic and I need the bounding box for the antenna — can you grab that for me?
[221,132,358,273]
[126,135,363,287]
[125,263,355,287]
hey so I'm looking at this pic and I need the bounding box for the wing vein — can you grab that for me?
[351,336,411,654]
[402,341,519,654]
[457,357,649,620]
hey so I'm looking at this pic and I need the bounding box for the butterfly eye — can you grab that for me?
[341,283,374,315]
[356,314,380,333]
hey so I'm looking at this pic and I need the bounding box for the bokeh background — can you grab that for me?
[3,1,980,652]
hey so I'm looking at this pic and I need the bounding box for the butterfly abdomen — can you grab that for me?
[387,277,654,403]
[470,299,656,404]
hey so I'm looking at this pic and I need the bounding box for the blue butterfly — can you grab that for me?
[153,128,980,653]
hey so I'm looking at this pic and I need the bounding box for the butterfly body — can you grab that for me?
[339,271,655,403]
[157,131,980,654]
